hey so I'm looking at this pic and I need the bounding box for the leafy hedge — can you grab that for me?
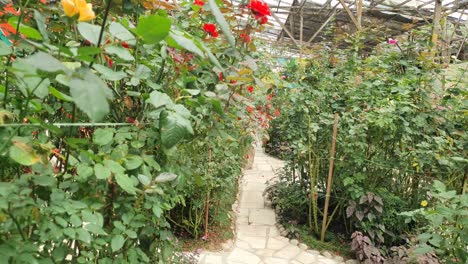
[265,28,467,263]
[0,0,277,262]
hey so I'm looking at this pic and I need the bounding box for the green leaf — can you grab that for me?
[104,159,125,175]
[152,205,163,217]
[33,175,56,187]
[147,90,174,109]
[115,174,137,195]
[125,155,143,170]
[9,138,40,165]
[159,111,194,149]
[69,70,113,122]
[413,244,433,254]
[105,46,134,61]
[93,128,115,146]
[207,0,235,47]
[111,235,125,252]
[109,22,136,45]
[93,64,127,81]
[77,164,93,181]
[172,104,191,119]
[167,31,205,58]
[0,41,11,56]
[84,223,107,235]
[77,22,101,45]
[198,41,223,71]
[210,99,223,115]
[8,17,42,40]
[70,214,82,227]
[94,163,111,180]
[63,228,76,239]
[155,172,177,183]
[137,174,151,186]
[143,155,160,170]
[135,15,171,44]
[49,87,73,102]
[34,10,49,41]
[23,52,67,73]
[76,229,91,244]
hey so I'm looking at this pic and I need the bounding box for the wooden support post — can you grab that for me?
[337,0,361,30]
[431,0,443,55]
[299,0,306,59]
[320,112,339,242]
[356,0,363,29]
[271,12,301,48]
[300,10,304,58]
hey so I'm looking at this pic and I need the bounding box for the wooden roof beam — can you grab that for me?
[337,0,361,30]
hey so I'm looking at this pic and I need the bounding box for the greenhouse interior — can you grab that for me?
[0,0,466,263]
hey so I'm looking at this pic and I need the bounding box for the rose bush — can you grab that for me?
[0,0,276,262]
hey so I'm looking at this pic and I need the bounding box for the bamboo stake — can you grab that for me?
[430,0,443,56]
[320,112,339,242]
[204,147,213,239]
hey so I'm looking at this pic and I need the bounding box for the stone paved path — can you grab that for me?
[198,146,355,264]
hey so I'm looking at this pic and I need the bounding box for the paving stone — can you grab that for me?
[237,225,268,237]
[322,251,333,258]
[236,216,249,225]
[255,249,276,257]
[307,249,320,255]
[272,245,301,260]
[266,237,288,250]
[268,226,279,236]
[235,240,253,251]
[299,243,308,250]
[238,235,267,249]
[263,257,290,264]
[203,255,224,264]
[244,182,267,191]
[295,251,318,264]
[317,255,338,264]
[290,239,299,245]
[249,209,276,225]
[227,248,261,264]
[222,240,234,251]
[334,256,344,263]
[345,260,359,264]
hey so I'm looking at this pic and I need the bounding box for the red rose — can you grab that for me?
[126,117,136,124]
[274,108,280,117]
[267,94,272,100]
[203,23,219,37]
[121,41,130,49]
[240,33,251,43]
[258,16,268,24]
[218,72,223,81]
[247,86,254,93]
[247,0,271,17]
[194,0,204,6]
[246,106,254,113]
[105,56,113,68]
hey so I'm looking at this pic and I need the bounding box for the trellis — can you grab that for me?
[234,0,467,59]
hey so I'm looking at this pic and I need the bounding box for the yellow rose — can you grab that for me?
[420,200,428,207]
[61,0,79,17]
[78,3,96,22]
